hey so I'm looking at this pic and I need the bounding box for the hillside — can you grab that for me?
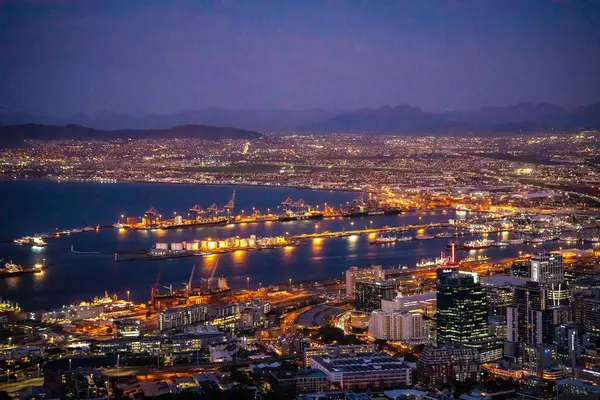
[0,123,262,147]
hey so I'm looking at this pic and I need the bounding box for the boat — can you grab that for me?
[435,232,454,238]
[0,262,43,279]
[83,226,95,231]
[396,236,413,242]
[416,257,450,268]
[71,228,83,233]
[509,239,525,245]
[416,235,435,240]
[463,239,494,250]
[13,236,47,247]
[369,236,397,245]
[492,241,509,247]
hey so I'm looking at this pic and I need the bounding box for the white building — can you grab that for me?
[368,310,430,344]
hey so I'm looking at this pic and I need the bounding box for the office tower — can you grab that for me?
[506,282,554,358]
[530,253,563,285]
[345,265,385,297]
[355,280,394,312]
[511,260,531,279]
[436,270,489,346]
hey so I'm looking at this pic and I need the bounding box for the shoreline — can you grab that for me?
[0,176,359,194]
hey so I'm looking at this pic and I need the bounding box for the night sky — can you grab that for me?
[1,1,600,116]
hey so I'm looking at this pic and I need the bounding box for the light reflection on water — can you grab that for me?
[0,181,596,310]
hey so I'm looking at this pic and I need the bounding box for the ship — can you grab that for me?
[524,237,544,244]
[435,232,455,238]
[463,239,494,250]
[71,228,83,233]
[396,236,413,242]
[369,236,397,245]
[13,236,47,247]
[509,238,525,245]
[492,241,509,247]
[0,261,44,279]
[584,237,600,243]
[83,226,96,231]
[416,235,435,240]
[416,257,450,268]
[278,211,324,222]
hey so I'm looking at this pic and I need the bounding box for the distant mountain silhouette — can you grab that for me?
[1,103,599,134]
[302,102,600,133]
[0,108,335,131]
[0,123,262,147]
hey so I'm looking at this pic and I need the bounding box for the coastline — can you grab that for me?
[0,176,359,194]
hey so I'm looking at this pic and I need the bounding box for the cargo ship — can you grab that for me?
[342,207,402,217]
[278,211,324,222]
[463,239,494,250]
[13,236,47,247]
[0,261,44,279]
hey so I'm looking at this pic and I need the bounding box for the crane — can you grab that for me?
[223,190,236,216]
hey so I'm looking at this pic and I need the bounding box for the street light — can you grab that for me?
[246,277,250,291]
[289,278,292,291]
[127,290,130,302]
[69,358,72,371]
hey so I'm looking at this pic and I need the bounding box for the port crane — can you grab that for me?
[223,190,236,216]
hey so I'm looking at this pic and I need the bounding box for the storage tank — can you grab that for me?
[156,242,168,250]
[218,240,228,248]
[186,242,199,251]
[170,242,184,251]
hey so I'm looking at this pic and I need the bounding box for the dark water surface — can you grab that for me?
[1,180,592,311]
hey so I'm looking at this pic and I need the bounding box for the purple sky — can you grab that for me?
[1,1,599,115]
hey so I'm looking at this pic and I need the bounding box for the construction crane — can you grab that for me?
[150,263,163,306]
[223,190,236,216]
[186,264,196,296]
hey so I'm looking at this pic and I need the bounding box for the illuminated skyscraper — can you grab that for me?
[436,270,490,346]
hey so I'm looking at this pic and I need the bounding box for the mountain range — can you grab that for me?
[0,123,261,148]
[1,102,599,134]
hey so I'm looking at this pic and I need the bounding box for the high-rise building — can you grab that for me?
[506,281,553,354]
[436,270,489,346]
[511,260,531,279]
[345,265,385,297]
[355,280,394,312]
[368,310,429,344]
[530,253,563,285]
[417,345,481,387]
